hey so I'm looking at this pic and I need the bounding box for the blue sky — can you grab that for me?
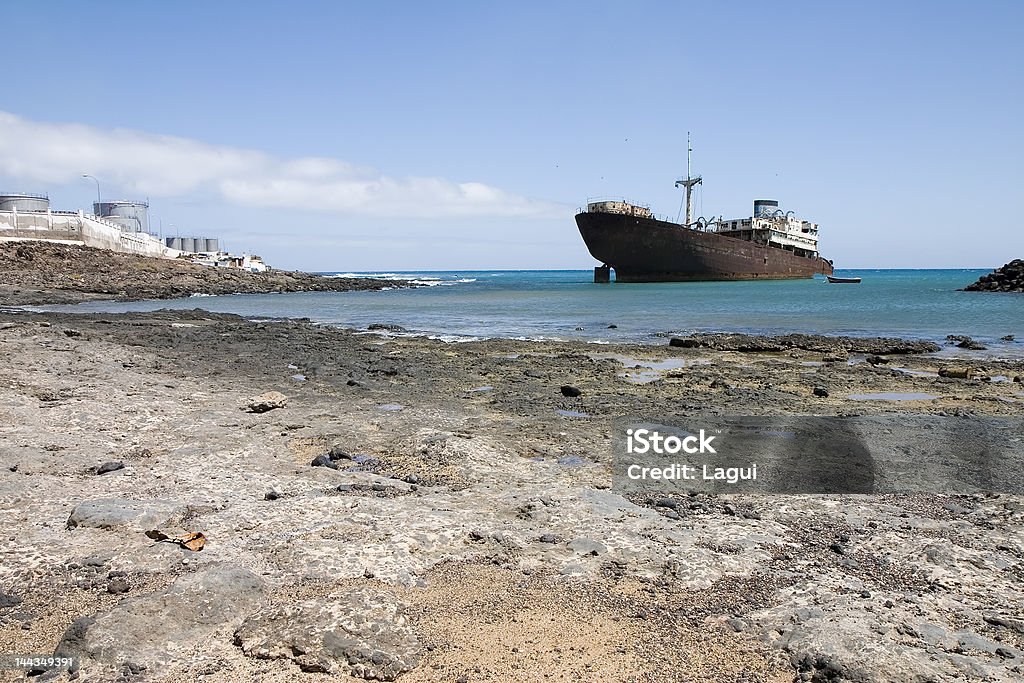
[1,1,1021,270]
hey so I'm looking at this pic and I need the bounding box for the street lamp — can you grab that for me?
[81,173,101,210]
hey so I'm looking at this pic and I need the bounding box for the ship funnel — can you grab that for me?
[753,199,779,218]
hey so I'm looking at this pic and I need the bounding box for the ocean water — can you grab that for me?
[32,269,1024,354]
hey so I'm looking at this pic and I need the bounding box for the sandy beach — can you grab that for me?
[0,300,1022,682]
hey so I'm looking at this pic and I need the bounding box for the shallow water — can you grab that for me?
[31,269,1024,353]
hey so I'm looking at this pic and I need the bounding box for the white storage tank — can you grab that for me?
[0,192,50,212]
[94,200,149,233]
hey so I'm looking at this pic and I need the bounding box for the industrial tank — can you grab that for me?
[753,200,779,218]
[0,192,50,212]
[164,236,220,253]
[93,200,149,233]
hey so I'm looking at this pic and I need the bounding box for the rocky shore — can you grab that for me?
[1,309,1023,682]
[0,242,408,306]
[962,259,1024,293]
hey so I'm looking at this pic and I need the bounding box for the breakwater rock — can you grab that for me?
[962,259,1024,292]
[0,241,411,305]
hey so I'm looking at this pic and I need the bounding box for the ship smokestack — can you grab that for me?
[753,199,779,218]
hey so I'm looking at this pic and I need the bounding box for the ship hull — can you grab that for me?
[576,211,833,282]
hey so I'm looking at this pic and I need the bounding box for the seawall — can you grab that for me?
[0,208,176,259]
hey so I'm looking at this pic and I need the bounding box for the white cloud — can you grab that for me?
[0,111,563,218]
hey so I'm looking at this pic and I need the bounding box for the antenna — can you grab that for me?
[687,131,691,181]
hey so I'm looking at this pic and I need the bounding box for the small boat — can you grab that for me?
[826,275,861,284]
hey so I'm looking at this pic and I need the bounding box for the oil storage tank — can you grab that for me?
[93,200,149,233]
[0,192,50,212]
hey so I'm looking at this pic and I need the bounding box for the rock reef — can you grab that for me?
[668,332,940,355]
[0,241,409,305]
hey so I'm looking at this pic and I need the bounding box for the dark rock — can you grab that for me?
[813,387,829,398]
[107,578,131,594]
[829,542,846,555]
[328,446,351,461]
[669,332,938,355]
[669,337,702,348]
[95,461,125,475]
[866,355,889,365]
[54,616,95,670]
[947,335,987,350]
[1001,335,1015,341]
[962,260,1024,293]
[310,454,338,469]
[607,324,618,329]
[367,323,407,333]
[560,385,582,398]
[67,498,183,530]
[0,591,22,608]
[538,533,560,544]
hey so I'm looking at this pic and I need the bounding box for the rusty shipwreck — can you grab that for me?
[575,140,833,283]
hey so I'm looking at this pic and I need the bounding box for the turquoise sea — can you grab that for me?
[34,269,1024,355]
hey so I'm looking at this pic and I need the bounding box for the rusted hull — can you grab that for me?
[576,211,833,282]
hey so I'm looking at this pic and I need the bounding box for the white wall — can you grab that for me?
[0,210,179,259]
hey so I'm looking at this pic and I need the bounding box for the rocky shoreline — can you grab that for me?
[0,309,1022,682]
[0,242,410,306]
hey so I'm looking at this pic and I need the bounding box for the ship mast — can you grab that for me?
[674,132,702,227]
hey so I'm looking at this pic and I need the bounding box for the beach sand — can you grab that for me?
[0,309,1022,682]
